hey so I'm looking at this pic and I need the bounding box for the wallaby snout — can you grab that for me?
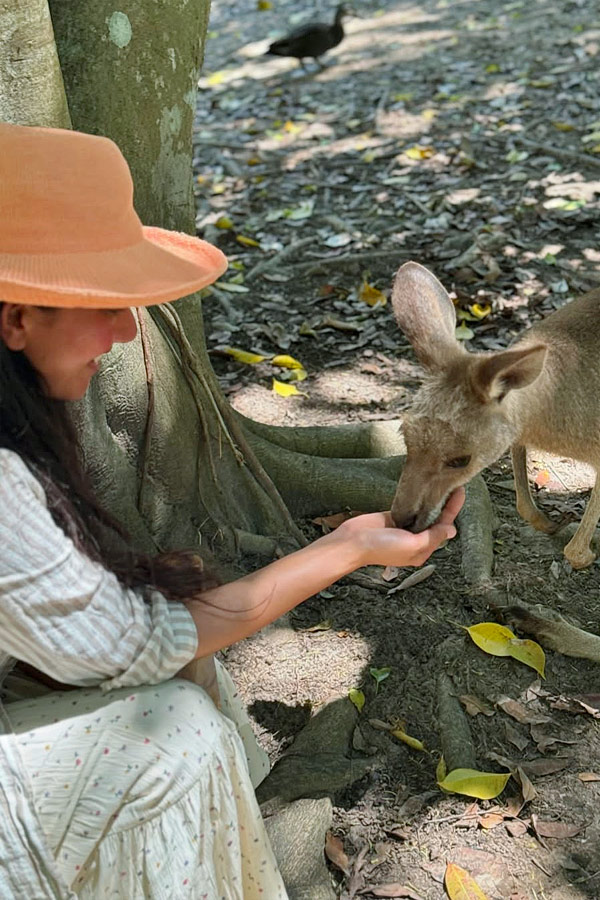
[390,261,600,569]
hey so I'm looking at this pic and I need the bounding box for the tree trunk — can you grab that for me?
[3,0,406,573]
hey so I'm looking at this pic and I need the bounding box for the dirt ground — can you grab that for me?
[195,1,600,897]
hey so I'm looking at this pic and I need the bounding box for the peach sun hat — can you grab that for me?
[0,122,228,308]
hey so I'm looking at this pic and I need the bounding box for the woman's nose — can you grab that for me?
[113,308,138,344]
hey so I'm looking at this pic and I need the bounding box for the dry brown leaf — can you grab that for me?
[519,758,569,778]
[531,815,582,839]
[459,694,495,717]
[505,818,529,837]
[324,831,351,877]
[514,766,536,803]
[497,697,551,725]
[578,771,600,782]
[479,812,505,830]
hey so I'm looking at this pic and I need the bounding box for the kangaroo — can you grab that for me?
[390,261,600,569]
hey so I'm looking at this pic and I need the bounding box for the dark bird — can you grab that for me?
[266,5,349,70]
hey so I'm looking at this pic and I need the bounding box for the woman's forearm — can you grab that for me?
[185,490,464,658]
[187,527,361,657]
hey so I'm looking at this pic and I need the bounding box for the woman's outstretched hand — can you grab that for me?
[335,487,465,569]
[187,488,465,657]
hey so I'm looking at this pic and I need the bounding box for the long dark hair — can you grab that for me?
[0,314,215,600]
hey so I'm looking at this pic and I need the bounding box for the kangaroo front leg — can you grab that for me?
[564,471,600,569]
[511,444,557,534]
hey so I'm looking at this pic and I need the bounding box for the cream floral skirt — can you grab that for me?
[4,663,288,899]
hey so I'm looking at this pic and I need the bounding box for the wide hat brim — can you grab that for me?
[0,226,228,309]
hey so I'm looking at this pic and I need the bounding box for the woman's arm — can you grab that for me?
[187,488,464,657]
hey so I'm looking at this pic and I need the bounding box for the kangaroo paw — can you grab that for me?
[564,542,596,570]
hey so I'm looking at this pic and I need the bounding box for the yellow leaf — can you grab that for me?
[223,347,267,365]
[468,302,492,319]
[445,862,491,899]
[215,215,234,230]
[405,145,435,160]
[288,368,308,382]
[272,378,303,397]
[528,79,553,88]
[466,622,515,656]
[257,0,272,8]
[207,71,225,86]
[393,92,413,102]
[552,121,575,131]
[506,638,546,678]
[236,234,260,247]
[348,689,365,712]
[271,354,305,369]
[455,322,474,341]
[247,156,262,166]
[485,63,500,73]
[283,120,301,134]
[211,183,227,195]
[359,280,387,307]
[466,622,545,676]
[421,108,437,120]
[436,755,447,784]
[362,150,376,163]
[390,728,426,752]
[438,768,511,800]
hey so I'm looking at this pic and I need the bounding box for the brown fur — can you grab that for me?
[390,261,600,569]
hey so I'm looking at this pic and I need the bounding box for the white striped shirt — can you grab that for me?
[0,448,198,692]
[0,447,200,897]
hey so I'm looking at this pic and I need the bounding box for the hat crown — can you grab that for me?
[0,123,143,254]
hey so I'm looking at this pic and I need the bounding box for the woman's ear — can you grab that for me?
[0,304,28,350]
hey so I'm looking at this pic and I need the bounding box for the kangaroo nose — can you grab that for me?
[393,513,418,532]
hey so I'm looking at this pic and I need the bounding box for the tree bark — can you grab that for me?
[2,0,408,574]
[0,0,70,127]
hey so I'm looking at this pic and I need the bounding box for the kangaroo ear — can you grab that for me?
[472,344,547,403]
[391,261,461,370]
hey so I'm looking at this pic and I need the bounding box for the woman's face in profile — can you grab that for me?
[0,304,138,400]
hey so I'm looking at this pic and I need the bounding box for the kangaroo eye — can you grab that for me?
[446,455,471,469]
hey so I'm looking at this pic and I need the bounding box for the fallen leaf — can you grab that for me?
[479,812,505,830]
[349,688,365,712]
[578,772,600,782]
[215,215,234,229]
[271,353,304,370]
[438,768,511,800]
[459,694,495,717]
[455,321,474,340]
[387,564,436,595]
[496,697,551,725]
[222,347,267,365]
[359,279,387,307]
[390,727,426,752]
[236,234,260,247]
[272,378,303,397]
[505,818,528,837]
[466,623,546,677]
[531,816,582,839]
[312,511,355,531]
[324,831,350,877]
[382,565,401,582]
[370,666,391,694]
[214,281,250,293]
[405,145,435,160]
[444,862,491,899]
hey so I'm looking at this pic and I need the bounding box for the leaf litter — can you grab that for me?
[199,0,600,896]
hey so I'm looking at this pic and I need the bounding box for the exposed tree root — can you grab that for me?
[257,697,374,804]
[263,798,336,900]
[437,666,477,772]
[501,601,600,663]
[239,414,405,459]
[458,475,495,590]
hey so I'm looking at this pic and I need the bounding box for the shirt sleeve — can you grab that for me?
[0,450,198,691]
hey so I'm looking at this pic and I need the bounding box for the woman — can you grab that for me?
[0,122,463,899]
